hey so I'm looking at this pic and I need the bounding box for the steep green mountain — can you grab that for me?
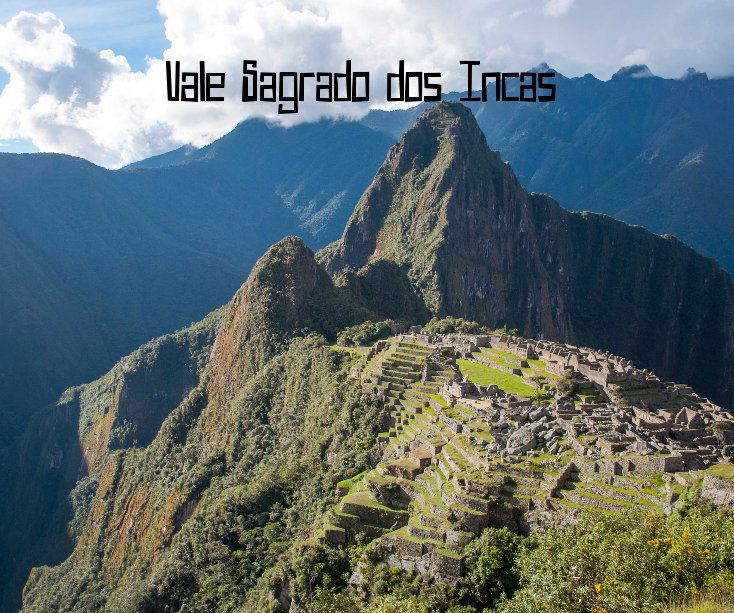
[4,104,734,610]
[0,121,394,446]
[324,101,734,408]
[362,66,734,275]
[0,310,221,611]
[7,237,386,612]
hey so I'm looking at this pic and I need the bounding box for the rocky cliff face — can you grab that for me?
[324,102,734,408]
[0,313,219,611]
[363,70,734,277]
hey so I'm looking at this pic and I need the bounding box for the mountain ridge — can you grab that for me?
[324,101,734,408]
[361,71,734,275]
[4,67,734,449]
[0,120,394,446]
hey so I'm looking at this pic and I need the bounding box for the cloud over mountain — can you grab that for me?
[0,0,733,167]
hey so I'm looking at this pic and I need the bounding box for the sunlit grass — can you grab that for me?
[456,359,535,397]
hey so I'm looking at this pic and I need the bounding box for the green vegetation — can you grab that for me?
[499,508,734,613]
[0,309,224,612]
[422,316,489,335]
[669,592,734,613]
[328,344,368,358]
[706,463,734,480]
[21,336,389,612]
[304,506,734,613]
[456,359,535,397]
[483,347,523,362]
[309,559,465,612]
[337,320,394,347]
[555,370,577,396]
[337,471,368,493]
[463,528,521,608]
[569,488,636,508]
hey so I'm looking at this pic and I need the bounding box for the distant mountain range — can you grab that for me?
[1,64,733,447]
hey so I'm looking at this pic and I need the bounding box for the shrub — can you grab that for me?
[555,371,577,396]
[499,508,734,613]
[337,320,394,346]
[284,541,352,605]
[422,317,489,335]
[463,527,521,608]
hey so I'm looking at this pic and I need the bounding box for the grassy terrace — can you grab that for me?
[479,349,519,369]
[328,344,370,355]
[555,497,619,516]
[483,347,526,362]
[337,470,368,493]
[707,462,734,480]
[456,358,535,397]
[343,490,407,513]
[388,525,448,550]
[572,489,635,508]
[479,349,558,381]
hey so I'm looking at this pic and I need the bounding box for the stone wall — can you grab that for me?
[701,474,734,507]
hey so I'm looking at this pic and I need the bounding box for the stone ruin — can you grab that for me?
[318,330,734,582]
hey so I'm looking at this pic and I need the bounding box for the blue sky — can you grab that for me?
[0,0,166,154]
[0,0,166,71]
[1,0,733,166]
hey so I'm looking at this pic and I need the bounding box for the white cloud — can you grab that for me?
[0,11,179,166]
[0,1,733,168]
[0,2,537,167]
[0,11,74,70]
[622,48,651,66]
[543,0,574,18]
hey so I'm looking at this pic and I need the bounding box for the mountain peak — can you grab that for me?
[322,101,517,313]
[323,102,505,277]
[210,236,369,398]
[420,99,476,125]
[612,64,655,79]
[681,67,708,81]
[529,62,565,78]
[416,101,486,140]
[391,101,488,173]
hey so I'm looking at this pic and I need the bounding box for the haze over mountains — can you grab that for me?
[0,121,394,446]
[1,64,733,448]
